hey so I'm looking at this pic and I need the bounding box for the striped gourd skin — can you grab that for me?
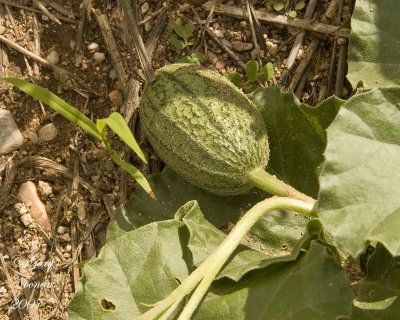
[140,64,269,195]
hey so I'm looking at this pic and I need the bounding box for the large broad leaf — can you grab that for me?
[107,167,266,241]
[68,219,191,319]
[350,243,400,319]
[195,242,353,320]
[181,201,313,281]
[108,168,310,260]
[347,0,400,89]
[69,203,351,320]
[250,86,343,198]
[318,88,400,257]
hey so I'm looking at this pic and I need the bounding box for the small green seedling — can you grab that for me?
[272,1,305,18]
[175,52,207,64]
[1,77,154,197]
[169,23,195,50]
[228,60,274,93]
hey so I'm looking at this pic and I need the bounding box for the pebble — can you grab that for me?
[337,37,347,46]
[87,42,99,51]
[144,21,152,32]
[59,233,71,242]
[46,50,60,65]
[141,2,149,14]
[266,41,278,57]
[108,90,123,107]
[215,60,226,70]
[18,181,51,230]
[38,123,58,141]
[232,41,253,52]
[93,52,106,63]
[214,29,224,38]
[0,109,24,155]
[207,50,218,63]
[0,26,5,34]
[108,69,116,79]
[38,181,52,196]
[77,201,86,221]
[69,40,76,50]
[57,225,67,234]
[27,131,39,144]
[20,213,33,227]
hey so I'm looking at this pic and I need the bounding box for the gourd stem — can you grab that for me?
[140,197,315,320]
[247,168,315,204]
[177,197,315,320]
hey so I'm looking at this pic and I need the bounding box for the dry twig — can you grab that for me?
[203,2,350,38]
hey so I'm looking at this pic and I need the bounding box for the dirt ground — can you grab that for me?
[0,0,352,319]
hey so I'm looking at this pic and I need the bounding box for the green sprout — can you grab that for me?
[228,60,275,93]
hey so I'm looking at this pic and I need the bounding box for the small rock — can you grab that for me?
[93,52,106,63]
[215,60,226,70]
[0,109,23,155]
[77,201,86,221]
[59,233,71,242]
[179,3,190,12]
[207,50,218,63]
[266,41,278,57]
[141,2,149,14]
[57,225,66,234]
[108,69,116,79]
[69,40,76,50]
[46,50,60,65]
[41,14,49,21]
[38,181,52,196]
[337,37,347,46]
[0,26,5,34]
[214,29,224,38]
[20,213,33,227]
[108,90,123,107]
[18,181,51,230]
[144,21,152,32]
[87,42,99,51]
[232,41,253,52]
[27,132,39,144]
[38,123,58,141]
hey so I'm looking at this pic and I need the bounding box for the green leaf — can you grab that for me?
[318,88,400,257]
[295,1,305,10]
[288,10,297,18]
[257,62,274,82]
[351,243,400,319]
[175,55,194,63]
[1,77,101,140]
[347,0,400,88]
[249,86,343,198]
[107,167,267,241]
[273,2,285,11]
[174,23,195,39]
[68,219,191,319]
[245,60,259,82]
[180,201,310,281]
[110,152,153,196]
[97,112,147,163]
[169,33,185,49]
[191,52,207,63]
[195,242,353,320]
[227,72,243,87]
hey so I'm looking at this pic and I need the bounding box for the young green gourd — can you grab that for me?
[140,64,310,201]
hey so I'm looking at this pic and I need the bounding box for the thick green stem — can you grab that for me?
[247,168,315,204]
[140,197,315,320]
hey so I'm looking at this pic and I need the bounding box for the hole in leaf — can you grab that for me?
[101,299,116,311]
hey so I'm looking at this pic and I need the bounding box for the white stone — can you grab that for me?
[141,2,149,14]
[57,226,66,234]
[93,52,106,63]
[0,109,23,155]
[38,123,58,141]
[59,233,71,242]
[38,181,52,196]
[87,42,99,51]
[20,213,33,227]
[46,50,60,65]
